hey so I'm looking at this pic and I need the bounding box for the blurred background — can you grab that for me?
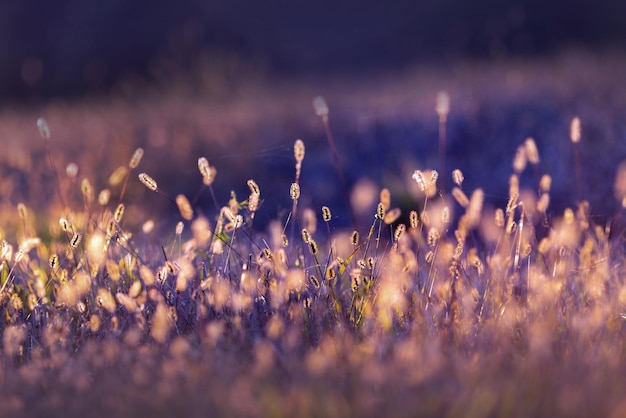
[0,0,625,235]
[1,0,625,101]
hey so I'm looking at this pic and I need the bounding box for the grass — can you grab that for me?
[1,51,626,417]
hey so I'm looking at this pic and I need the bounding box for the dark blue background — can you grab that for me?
[1,0,624,100]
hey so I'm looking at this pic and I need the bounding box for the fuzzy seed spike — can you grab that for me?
[37,117,50,139]
[290,183,300,201]
[138,173,158,192]
[312,96,329,118]
[321,206,331,222]
[294,140,305,164]
[198,157,212,183]
[129,148,144,169]
[570,117,581,143]
[247,179,260,196]
[176,194,194,221]
[114,203,125,224]
[452,169,464,187]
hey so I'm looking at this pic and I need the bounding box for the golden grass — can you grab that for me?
[0,60,626,417]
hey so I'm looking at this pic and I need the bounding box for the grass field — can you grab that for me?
[0,49,626,417]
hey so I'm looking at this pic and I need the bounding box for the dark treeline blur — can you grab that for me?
[1,0,625,102]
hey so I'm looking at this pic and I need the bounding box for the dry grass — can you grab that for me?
[0,51,626,417]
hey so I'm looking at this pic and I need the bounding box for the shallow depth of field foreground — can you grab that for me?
[1,53,626,418]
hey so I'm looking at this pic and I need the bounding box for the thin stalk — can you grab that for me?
[321,115,357,229]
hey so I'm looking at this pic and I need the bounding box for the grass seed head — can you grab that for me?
[301,228,311,244]
[452,169,464,186]
[176,194,194,221]
[81,178,94,203]
[380,188,391,210]
[138,173,158,192]
[614,161,626,203]
[86,231,106,267]
[570,116,581,143]
[394,224,406,241]
[322,206,332,222]
[435,91,450,122]
[309,239,318,255]
[412,169,439,198]
[165,260,177,275]
[18,237,40,255]
[326,266,336,280]
[222,206,236,223]
[351,230,359,246]
[129,148,144,169]
[142,220,155,234]
[494,208,505,228]
[290,183,301,200]
[109,166,129,186]
[59,217,71,232]
[537,193,550,213]
[508,174,519,211]
[409,210,419,229]
[506,193,519,216]
[303,208,317,233]
[539,174,552,193]
[49,254,58,269]
[248,192,259,215]
[309,275,321,290]
[351,274,360,292]
[88,314,101,333]
[66,163,79,178]
[198,157,213,184]
[36,117,50,139]
[204,167,217,185]
[513,145,527,174]
[412,170,427,191]
[294,139,305,163]
[466,189,484,229]
[114,203,125,223]
[376,202,385,220]
[106,219,116,238]
[247,179,260,196]
[312,96,329,118]
[150,304,171,344]
[383,208,401,225]
[427,228,440,246]
[17,203,27,220]
[140,265,155,287]
[430,169,439,186]
[452,187,469,207]
[524,137,540,164]
[98,189,111,206]
[70,232,82,248]
[442,206,450,225]
[2,241,13,262]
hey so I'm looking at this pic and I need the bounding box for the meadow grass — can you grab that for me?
[1,55,626,417]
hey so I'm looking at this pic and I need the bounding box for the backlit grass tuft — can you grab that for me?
[0,91,625,418]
